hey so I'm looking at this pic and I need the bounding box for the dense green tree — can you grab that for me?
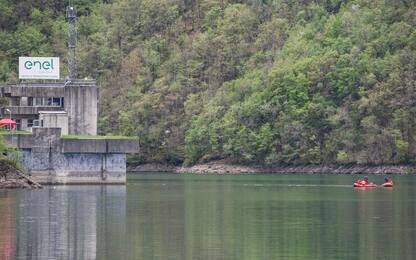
[0,0,415,165]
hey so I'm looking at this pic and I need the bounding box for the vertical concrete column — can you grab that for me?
[21,119,28,130]
[65,81,98,135]
[20,97,28,106]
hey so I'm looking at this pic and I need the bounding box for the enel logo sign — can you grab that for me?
[19,57,60,80]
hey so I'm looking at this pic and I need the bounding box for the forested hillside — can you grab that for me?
[0,0,415,166]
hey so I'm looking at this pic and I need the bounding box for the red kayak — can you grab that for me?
[353,183,377,188]
[382,182,394,187]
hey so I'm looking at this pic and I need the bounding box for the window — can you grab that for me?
[10,97,20,106]
[28,119,33,128]
[53,97,63,107]
[15,119,21,130]
[29,97,64,107]
[35,97,43,106]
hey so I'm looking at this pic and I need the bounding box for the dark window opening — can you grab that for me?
[10,97,20,106]
[27,97,64,107]
[15,119,21,130]
[35,97,43,106]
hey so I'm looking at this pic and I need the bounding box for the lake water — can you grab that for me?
[0,173,414,260]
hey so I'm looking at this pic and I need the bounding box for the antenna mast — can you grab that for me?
[66,6,77,80]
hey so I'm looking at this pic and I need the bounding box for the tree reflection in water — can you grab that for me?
[0,174,414,260]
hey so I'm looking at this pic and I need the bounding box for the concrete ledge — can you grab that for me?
[5,132,139,154]
[4,134,34,149]
[4,129,135,185]
[106,139,140,153]
[61,138,140,153]
[4,84,65,97]
[62,138,107,153]
[2,106,64,115]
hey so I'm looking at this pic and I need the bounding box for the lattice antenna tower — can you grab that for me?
[66,6,77,79]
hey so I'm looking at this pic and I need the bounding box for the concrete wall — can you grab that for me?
[4,128,139,184]
[1,106,64,115]
[106,139,141,153]
[61,138,140,153]
[5,130,140,154]
[2,84,65,97]
[65,80,98,135]
[62,139,106,153]
[39,112,69,135]
[1,80,98,136]
[22,151,126,184]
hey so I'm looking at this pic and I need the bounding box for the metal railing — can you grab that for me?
[0,106,64,115]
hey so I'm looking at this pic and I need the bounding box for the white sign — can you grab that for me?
[19,57,60,79]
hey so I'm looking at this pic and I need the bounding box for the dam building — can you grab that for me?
[0,6,139,184]
[0,80,139,184]
[0,79,97,135]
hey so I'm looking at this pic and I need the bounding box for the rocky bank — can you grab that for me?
[0,159,42,189]
[128,162,416,175]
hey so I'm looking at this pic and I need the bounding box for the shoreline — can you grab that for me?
[128,162,416,175]
[0,159,42,189]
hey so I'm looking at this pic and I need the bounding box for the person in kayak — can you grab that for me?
[355,177,367,185]
[354,176,376,187]
[384,177,393,185]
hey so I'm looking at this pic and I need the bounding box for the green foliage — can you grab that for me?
[0,129,22,168]
[336,151,348,164]
[0,0,415,166]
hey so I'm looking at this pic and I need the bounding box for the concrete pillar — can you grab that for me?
[64,80,97,135]
[20,97,28,106]
[21,118,28,130]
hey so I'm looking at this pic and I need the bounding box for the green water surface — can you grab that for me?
[0,173,414,260]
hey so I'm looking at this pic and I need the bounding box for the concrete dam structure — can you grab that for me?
[0,80,97,135]
[0,6,138,184]
[0,80,139,184]
[6,128,139,184]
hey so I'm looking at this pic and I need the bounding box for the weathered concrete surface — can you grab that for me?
[39,111,68,135]
[61,138,140,154]
[2,106,64,115]
[106,139,140,153]
[65,80,98,135]
[62,139,107,153]
[6,134,140,154]
[2,84,65,97]
[0,80,97,136]
[23,152,126,184]
[4,128,139,184]
[6,134,34,149]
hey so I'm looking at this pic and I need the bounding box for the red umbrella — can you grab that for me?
[0,118,16,127]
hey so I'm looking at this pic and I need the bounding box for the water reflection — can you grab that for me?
[0,175,415,259]
[124,174,416,260]
[0,196,16,260]
[0,186,126,260]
